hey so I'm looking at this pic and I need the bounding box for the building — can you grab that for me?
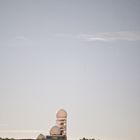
[37,109,67,140]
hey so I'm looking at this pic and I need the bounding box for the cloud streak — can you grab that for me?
[15,36,28,41]
[0,123,8,126]
[0,130,44,133]
[78,31,140,42]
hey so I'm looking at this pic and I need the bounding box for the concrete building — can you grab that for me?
[37,109,67,140]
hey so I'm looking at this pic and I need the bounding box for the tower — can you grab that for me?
[56,109,67,136]
[45,109,67,140]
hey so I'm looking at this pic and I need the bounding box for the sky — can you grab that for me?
[0,0,140,140]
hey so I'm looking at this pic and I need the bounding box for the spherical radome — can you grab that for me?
[50,125,61,136]
[36,134,46,140]
[56,109,67,118]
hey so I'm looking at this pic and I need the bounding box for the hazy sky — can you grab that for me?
[0,0,140,140]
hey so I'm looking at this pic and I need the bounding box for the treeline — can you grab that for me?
[0,138,15,140]
[80,137,98,140]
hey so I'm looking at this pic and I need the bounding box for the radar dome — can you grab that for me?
[50,125,61,136]
[36,134,46,140]
[56,109,67,118]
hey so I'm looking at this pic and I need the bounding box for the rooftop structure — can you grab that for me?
[37,109,67,140]
[50,126,61,136]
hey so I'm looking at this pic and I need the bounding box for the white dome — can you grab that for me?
[56,109,67,118]
[50,125,61,136]
[37,134,46,140]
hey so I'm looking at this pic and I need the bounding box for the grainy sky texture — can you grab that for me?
[0,1,140,140]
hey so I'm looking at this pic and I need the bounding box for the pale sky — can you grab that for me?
[0,0,140,140]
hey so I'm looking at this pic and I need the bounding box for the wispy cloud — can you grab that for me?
[0,130,43,133]
[78,31,140,42]
[0,123,8,126]
[15,36,28,41]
